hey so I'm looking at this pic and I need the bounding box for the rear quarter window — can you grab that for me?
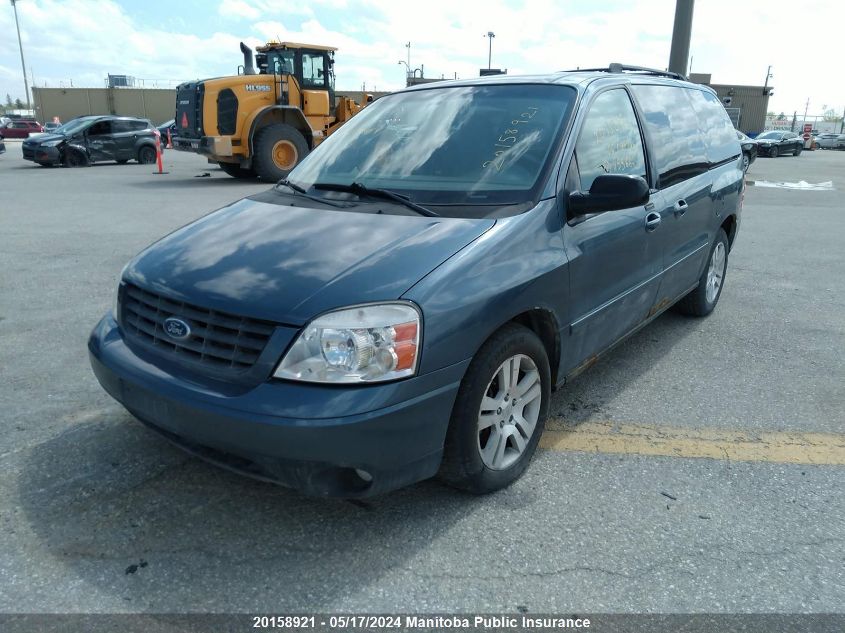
[631,84,709,189]
[687,90,740,164]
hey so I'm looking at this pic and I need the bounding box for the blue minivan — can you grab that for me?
[89,65,743,497]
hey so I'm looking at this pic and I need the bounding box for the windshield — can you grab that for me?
[56,118,95,135]
[268,50,295,75]
[757,132,781,139]
[288,84,576,210]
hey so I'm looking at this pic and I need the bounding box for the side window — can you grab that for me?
[631,85,708,188]
[687,89,739,164]
[131,120,149,131]
[301,52,326,88]
[111,120,132,133]
[88,120,112,136]
[575,89,647,190]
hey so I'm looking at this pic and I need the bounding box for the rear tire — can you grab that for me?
[793,145,801,156]
[252,123,309,182]
[218,162,257,179]
[137,145,156,164]
[674,228,729,317]
[769,145,778,158]
[439,323,550,494]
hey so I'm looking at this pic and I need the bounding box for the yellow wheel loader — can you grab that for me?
[172,41,369,181]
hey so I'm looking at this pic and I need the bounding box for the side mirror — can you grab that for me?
[568,174,650,217]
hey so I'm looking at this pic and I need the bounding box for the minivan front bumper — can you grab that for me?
[88,314,468,497]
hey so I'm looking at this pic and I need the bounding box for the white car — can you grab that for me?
[816,133,845,149]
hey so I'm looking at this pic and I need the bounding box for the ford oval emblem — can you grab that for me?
[163,317,191,340]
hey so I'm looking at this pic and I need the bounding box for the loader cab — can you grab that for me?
[260,43,336,114]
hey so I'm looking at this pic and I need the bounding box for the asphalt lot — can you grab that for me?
[1,143,843,614]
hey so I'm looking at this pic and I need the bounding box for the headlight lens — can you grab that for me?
[113,263,129,319]
[274,303,421,383]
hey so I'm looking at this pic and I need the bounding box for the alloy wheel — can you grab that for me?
[477,354,543,470]
[706,241,726,304]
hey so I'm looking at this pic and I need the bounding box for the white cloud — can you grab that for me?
[218,0,262,20]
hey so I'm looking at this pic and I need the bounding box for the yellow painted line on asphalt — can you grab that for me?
[540,419,845,466]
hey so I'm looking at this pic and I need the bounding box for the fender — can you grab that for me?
[246,106,313,159]
[63,141,90,166]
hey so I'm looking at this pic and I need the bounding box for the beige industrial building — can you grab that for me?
[32,87,177,126]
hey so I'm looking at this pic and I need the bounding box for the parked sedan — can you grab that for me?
[754,131,803,157]
[737,131,756,171]
[0,120,43,138]
[21,115,159,167]
[816,133,845,149]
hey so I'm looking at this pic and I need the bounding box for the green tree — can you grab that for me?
[823,109,841,122]
[14,98,24,109]
[4,94,12,107]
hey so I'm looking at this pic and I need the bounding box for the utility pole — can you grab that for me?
[484,31,495,70]
[668,0,694,77]
[11,0,31,110]
[803,98,810,128]
[840,106,844,134]
[405,42,411,69]
[763,65,773,94]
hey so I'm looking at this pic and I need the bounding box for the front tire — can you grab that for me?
[218,162,257,179]
[439,323,551,494]
[63,148,88,167]
[252,123,309,182]
[674,228,729,317]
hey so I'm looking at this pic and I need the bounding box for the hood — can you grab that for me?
[23,133,66,145]
[124,196,495,325]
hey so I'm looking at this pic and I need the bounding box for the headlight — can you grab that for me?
[274,303,421,384]
[113,263,129,319]
[742,143,753,150]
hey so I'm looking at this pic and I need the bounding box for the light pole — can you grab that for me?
[484,31,495,70]
[763,65,773,94]
[10,0,31,110]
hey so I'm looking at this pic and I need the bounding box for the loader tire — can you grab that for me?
[253,124,309,182]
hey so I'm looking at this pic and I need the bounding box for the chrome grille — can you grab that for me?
[121,284,275,372]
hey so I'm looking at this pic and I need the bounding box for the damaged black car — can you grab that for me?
[22,115,159,167]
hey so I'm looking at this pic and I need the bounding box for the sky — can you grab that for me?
[1,0,843,118]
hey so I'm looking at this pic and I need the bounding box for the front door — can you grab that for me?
[562,88,663,369]
[84,119,117,162]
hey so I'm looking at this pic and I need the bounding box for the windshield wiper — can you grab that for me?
[312,182,439,217]
[274,179,349,208]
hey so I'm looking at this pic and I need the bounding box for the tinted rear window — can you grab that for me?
[631,84,708,188]
[687,90,740,164]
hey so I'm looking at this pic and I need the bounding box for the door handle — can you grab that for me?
[674,199,688,216]
[645,211,662,231]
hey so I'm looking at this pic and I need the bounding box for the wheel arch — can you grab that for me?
[247,107,313,158]
[720,213,738,251]
[471,308,562,389]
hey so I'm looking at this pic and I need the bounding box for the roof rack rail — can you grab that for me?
[558,64,688,81]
